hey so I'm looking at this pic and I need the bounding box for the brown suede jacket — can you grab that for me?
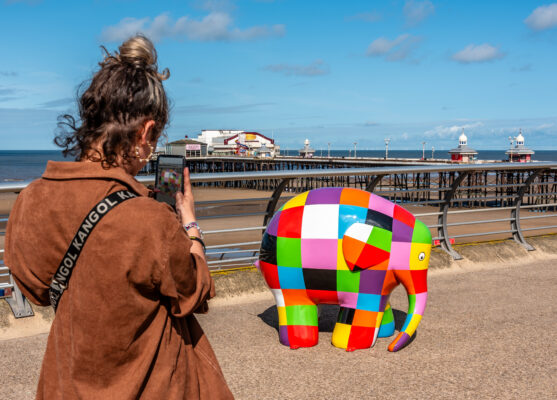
[5,161,234,399]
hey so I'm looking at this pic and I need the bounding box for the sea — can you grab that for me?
[1,149,557,182]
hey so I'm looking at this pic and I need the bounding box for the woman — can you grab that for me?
[5,36,233,399]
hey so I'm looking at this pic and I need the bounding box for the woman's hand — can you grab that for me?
[176,168,204,257]
[175,167,196,226]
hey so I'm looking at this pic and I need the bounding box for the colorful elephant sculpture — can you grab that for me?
[256,187,432,352]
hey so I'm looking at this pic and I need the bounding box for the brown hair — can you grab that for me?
[55,35,170,168]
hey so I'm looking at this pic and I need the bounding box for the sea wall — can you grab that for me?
[2,234,556,340]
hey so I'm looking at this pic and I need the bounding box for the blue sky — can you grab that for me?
[2,0,557,150]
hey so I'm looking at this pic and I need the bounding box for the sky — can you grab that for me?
[2,0,557,151]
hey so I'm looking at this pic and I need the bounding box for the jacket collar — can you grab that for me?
[42,161,150,197]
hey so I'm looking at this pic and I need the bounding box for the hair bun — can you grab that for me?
[118,35,156,69]
[100,35,170,80]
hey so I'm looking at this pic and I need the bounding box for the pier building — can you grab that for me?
[299,139,315,158]
[195,130,278,157]
[448,130,478,163]
[506,131,534,162]
[166,138,208,157]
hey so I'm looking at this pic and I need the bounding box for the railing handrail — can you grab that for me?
[2,162,557,193]
[2,161,557,318]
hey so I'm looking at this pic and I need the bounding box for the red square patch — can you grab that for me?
[410,270,428,293]
[394,205,415,228]
[277,206,304,238]
[287,325,319,348]
[347,325,375,350]
[306,289,339,304]
[355,243,390,270]
[259,261,280,289]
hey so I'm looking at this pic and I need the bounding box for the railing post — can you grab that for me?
[262,178,292,228]
[5,274,34,318]
[438,171,471,260]
[365,175,384,193]
[511,169,546,251]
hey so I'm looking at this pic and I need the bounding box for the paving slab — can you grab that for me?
[1,260,556,399]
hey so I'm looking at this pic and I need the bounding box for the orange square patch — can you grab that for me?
[340,188,371,209]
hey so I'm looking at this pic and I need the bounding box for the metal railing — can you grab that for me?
[1,162,557,317]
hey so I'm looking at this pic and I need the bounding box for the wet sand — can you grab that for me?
[2,188,557,264]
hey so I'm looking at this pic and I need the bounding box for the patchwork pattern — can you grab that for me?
[158,169,183,195]
[259,187,432,352]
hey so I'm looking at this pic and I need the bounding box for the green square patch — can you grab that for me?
[407,294,416,314]
[277,237,302,267]
[286,305,318,326]
[366,227,392,253]
[411,220,432,244]
[337,270,360,293]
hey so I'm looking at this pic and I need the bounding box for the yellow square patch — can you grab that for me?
[277,306,287,326]
[374,311,384,328]
[332,323,351,349]
[409,243,431,270]
[405,314,422,336]
[281,191,309,210]
[337,239,350,270]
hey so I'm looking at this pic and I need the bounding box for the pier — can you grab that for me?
[142,156,557,208]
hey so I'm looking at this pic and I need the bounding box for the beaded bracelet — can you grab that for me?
[183,221,204,239]
[188,235,206,252]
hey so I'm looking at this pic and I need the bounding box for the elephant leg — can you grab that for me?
[275,289,318,349]
[377,302,396,338]
[332,307,384,351]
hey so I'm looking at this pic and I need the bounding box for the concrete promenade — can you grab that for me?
[1,258,556,399]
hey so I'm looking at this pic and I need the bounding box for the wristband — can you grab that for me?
[188,235,206,252]
[183,221,204,239]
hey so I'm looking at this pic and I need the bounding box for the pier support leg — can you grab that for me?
[263,178,292,228]
[365,175,384,193]
[438,172,470,260]
[511,169,546,251]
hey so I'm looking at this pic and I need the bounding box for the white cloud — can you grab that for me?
[525,4,557,31]
[403,0,434,26]
[366,34,421,62]
[263,60,330,76]
[424,122,484,139]
[452,44,504,64]
[367,34,409,55]
[101,12,285,43]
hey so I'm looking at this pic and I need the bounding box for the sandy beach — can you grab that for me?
[2,187,557,268]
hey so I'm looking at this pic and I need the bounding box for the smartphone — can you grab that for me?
[154,155,186,208]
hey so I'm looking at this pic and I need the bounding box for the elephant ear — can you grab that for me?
[342,223,392,271]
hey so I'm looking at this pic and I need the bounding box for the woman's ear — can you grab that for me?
[138,120,156,144]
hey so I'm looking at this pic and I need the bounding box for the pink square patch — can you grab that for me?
[369,194,395,217]
[388,242,411,269]
[301,239,338,269]
[338,291,359,309]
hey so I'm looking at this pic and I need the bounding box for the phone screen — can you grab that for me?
[154,155,186,207]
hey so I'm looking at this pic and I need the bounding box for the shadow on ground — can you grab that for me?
[257,304,416,348]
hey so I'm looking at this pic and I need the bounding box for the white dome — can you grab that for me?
[304,138,310,145]
[459,130,467,145]
[516,133,524,144]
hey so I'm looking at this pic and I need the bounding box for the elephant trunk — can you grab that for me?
[388,269,428,352]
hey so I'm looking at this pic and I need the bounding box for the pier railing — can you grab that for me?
[1,162,557,317]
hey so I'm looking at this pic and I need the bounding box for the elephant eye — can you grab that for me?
[419,252,425,261]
